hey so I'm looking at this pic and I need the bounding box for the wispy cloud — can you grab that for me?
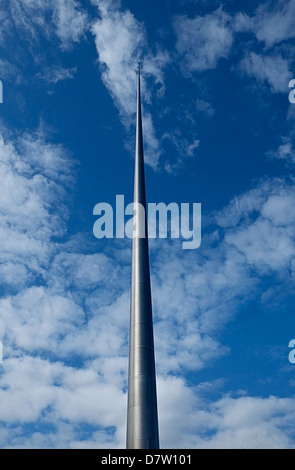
[267,137,295,165]
[162,130,200,173]
[4,0,88,48]
[91,0,169,169]
[0,58,23,84]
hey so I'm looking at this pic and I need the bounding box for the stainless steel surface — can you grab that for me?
[126,65,160,449]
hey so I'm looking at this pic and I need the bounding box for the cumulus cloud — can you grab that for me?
[173,3,294,99]
[0,287,85,354]
[145,176,295,381]
[174,7,233,73]
[0,355,126,448]
[158,376,295,448]
[267,104,295,166]
[0,129,74,292]
[151,242,249,373]
[0,125,126,447]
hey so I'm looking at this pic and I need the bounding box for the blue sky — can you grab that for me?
[0,0,295,449]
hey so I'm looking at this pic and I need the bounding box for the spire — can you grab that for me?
[126,65,160,449]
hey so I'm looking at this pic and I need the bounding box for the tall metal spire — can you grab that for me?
[126,64,160,449]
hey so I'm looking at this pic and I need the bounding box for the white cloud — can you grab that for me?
[239,52,292,93]
[162,128,200,173]
[174,7,233,73]
[0,128,74,291]
[0,286,85,354]
[53,0,88,47]
[158,376,295,448]
[163,131,200,159]
[227,218,295,272]
[236,0,295,48]
[92,7,143,115]
[141,113,162,169]
[0,59,22,84]
[5,0,87,48]
[37,65,77,84]
[196,99,215,117]
[1,121,295,447]
[147,176,295,377]
[0,355,126,448]
[2,355,295,449]
[91,0,169,169]
[267,106,295,165]
[268,140,295,163]
[217,178,295,274]
[151,243,249,374]
[199,394,295,449]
